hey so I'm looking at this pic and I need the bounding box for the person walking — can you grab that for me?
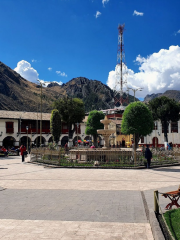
[145,145,152,168]
[20,144,26,162]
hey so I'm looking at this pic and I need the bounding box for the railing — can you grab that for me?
[154,190,176,240]
[30,147,180,168]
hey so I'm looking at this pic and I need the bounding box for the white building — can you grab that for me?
[0,110,179,149]
[0,111,89,149]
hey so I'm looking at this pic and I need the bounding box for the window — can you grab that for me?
[162,122,169,133]
[153,122,158,130]
[75,124,81,134]
[141,136,144,143]
[116,124,121,135]
[62,124,68,129]
[6,122,14,133]
[42,121,50,130]
[171,122,178,133]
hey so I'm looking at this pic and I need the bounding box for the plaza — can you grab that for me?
[0,155,180,239]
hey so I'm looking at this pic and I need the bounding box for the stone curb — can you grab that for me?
[27,161,180,170]
[149,209,165,240]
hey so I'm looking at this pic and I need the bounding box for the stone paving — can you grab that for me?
[0,155,180,239]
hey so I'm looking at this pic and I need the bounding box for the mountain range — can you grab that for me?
[0,61,180,113]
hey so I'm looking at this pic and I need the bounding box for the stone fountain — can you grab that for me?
[97,115,116,149]
[69,115,132,163]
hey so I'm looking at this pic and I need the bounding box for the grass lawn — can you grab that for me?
[164,208,180,240]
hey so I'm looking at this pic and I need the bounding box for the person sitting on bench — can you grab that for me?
[1,146,8,157]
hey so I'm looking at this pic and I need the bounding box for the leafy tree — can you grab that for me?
[149,96,180,142]
[121,101,154,149]
[53,97,85,144]
[85,110,105,147]
[50,109,61,144]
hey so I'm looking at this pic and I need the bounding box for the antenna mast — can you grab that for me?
[114,24,128,106]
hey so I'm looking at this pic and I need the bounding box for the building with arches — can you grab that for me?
[1,110,179,149]
[0,110,89,149]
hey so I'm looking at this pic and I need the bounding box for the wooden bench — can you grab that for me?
[162,186,180,210]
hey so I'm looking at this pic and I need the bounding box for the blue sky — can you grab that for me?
[0,0,180,98]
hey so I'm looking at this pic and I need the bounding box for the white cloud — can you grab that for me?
[107,45,180,98]
[32,59,37,62]
[40,80,63,87]
[175,29,180,36]
[56,70,67,77]
[95,11,101,18]
[102,0,109,7]
[48,67,52,71]
[133,10,144,16]
[14,60,39,83]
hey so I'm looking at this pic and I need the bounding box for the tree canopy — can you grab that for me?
[149,96,180,142]
[52,97,85,140]
[85,110,105,147]
[50,109,61,144]
[121,101,154,148]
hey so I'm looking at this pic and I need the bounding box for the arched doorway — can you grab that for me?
[20,136,31,148]
[48,136,53,143]
[3,136,16,149]
[34,136,46,147]
[84,136,92,145]
[122,137,125,148]
[84,136,92,141]
[73,136,81,146]
[152,137,158,147]
[61,136,68,147]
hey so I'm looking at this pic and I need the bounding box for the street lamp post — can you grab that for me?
[26,126,29,152]
[37,79,45,147]
[19,116,22,146]
[128,87,143,102]
[155,121,157,149]
[76,123,79,148]
[128,87,143,165]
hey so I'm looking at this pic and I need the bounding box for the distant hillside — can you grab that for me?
[0,61,137,113]
[144,90,180,103]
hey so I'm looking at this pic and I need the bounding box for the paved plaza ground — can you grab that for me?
[0,155,180,239]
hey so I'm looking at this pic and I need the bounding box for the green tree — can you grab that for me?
[149,96,180,143]
[121,101,154,149]
[50,109,61,144]
[53,97,85,145]
[85,110,105,147]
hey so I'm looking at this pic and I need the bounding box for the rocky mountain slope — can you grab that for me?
[144,90,180,103]
[0,61,136,112]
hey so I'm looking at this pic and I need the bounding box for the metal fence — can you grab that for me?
[30,147,180,168]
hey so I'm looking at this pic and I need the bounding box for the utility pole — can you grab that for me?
[19,116,21,146]
[37,79,45,147]
[40,83,42,147]
[26,126,29,152]
[77,123,79,149]
[128,87,143,102]
[128,87,143,166]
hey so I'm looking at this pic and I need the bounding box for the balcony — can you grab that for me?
[6,128,14,133]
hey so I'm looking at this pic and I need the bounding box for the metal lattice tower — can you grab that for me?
[114,24,128,106]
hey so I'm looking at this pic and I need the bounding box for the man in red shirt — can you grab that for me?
[20,144,27,162]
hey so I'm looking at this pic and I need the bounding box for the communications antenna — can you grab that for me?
[114,24,128,106]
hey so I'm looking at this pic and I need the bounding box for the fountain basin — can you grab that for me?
[97,129,115,135]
